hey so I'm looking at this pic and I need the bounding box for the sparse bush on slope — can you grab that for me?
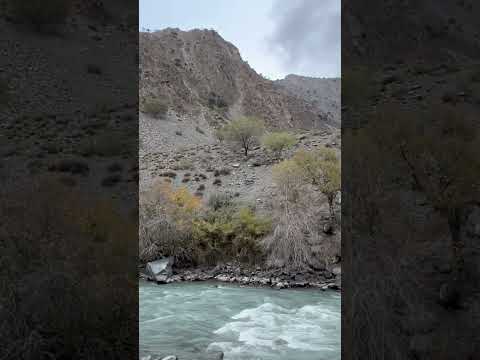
[141,97,169,118]
[262,131,297,158]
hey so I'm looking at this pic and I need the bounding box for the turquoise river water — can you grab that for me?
[140,280,340,360]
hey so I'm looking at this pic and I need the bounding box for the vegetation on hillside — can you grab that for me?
[141,97,169,118]
[140,182,271,266]
[267,146,341,268]
[262,131,297,159]
[218,116,265,156]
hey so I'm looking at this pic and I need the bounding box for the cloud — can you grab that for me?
[268,0,340,78]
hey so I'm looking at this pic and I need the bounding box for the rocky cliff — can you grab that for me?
[140,28,340,130]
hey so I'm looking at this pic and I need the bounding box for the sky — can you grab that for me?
[139,0,340,80]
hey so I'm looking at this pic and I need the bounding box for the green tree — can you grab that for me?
[293,148,341,221]
[220,116,265,156]
[262,132,296,158]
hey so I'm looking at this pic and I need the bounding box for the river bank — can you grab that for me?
[139,262,341,291]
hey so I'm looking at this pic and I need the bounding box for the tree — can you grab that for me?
[262,132,297,159]
[272,159,304,203]
[293,148,341,221]
[393,106,480,285]
[220,116,265,156]
[360,103,480,302]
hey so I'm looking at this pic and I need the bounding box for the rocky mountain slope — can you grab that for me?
[140,28,340,130]
[275,75,340,127]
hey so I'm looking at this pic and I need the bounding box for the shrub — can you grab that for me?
[215,128,225,142]
[272,159,304,202]
[77,132,128,157]
[13,0,72,32]
[207,193,233,211]
[107,162,123,172]
[160,171,177,178]
[192,207,271,264]
[142,97,168,118]
[220,116,265,156]
[87,64,102,75]
[172,158,194,171]
[101,174,121,187]
[48,158,90,176]
[140,182,270,266]
[262,132,296,158]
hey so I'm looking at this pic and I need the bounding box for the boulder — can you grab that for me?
[206,351,224,360]
[145,258,174,281]
[323,223,334,234]
[331,266,342,276]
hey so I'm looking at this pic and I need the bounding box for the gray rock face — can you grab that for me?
[145,258,174,281]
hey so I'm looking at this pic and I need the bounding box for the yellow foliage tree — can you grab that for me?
[294,148,340,221]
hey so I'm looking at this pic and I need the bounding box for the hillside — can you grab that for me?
[276,75,340,127]
[140,28,340,130]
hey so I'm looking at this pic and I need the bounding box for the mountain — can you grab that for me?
[140,28,340,130]
[275,75,340,127]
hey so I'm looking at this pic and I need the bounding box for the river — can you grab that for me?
[140,280,340,360]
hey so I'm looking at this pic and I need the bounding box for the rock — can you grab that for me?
[331,266,342,276]
[215,274,230,282]
[161,356,177,360]
[438,281,460,308]
[145,258,174,280]
[155,275,169,284]
[336,191,341,204]
[327,283,340,290]
[274,338,289,346]
[323,223,334,234]
[259,278,270,285]
[231,163,240,168]
[206,351,224,360]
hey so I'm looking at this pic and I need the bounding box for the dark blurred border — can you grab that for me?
[342,1,480,359]
[0,1,139,358]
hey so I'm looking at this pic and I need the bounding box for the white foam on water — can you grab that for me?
[212,300,340,358]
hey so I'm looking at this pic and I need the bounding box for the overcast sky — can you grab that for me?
[140,0,340,80]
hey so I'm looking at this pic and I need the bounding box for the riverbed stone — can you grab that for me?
[146,258,174,280]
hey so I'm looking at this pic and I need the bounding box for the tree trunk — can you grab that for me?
[328,195,336,224]
[448,207,464,282]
